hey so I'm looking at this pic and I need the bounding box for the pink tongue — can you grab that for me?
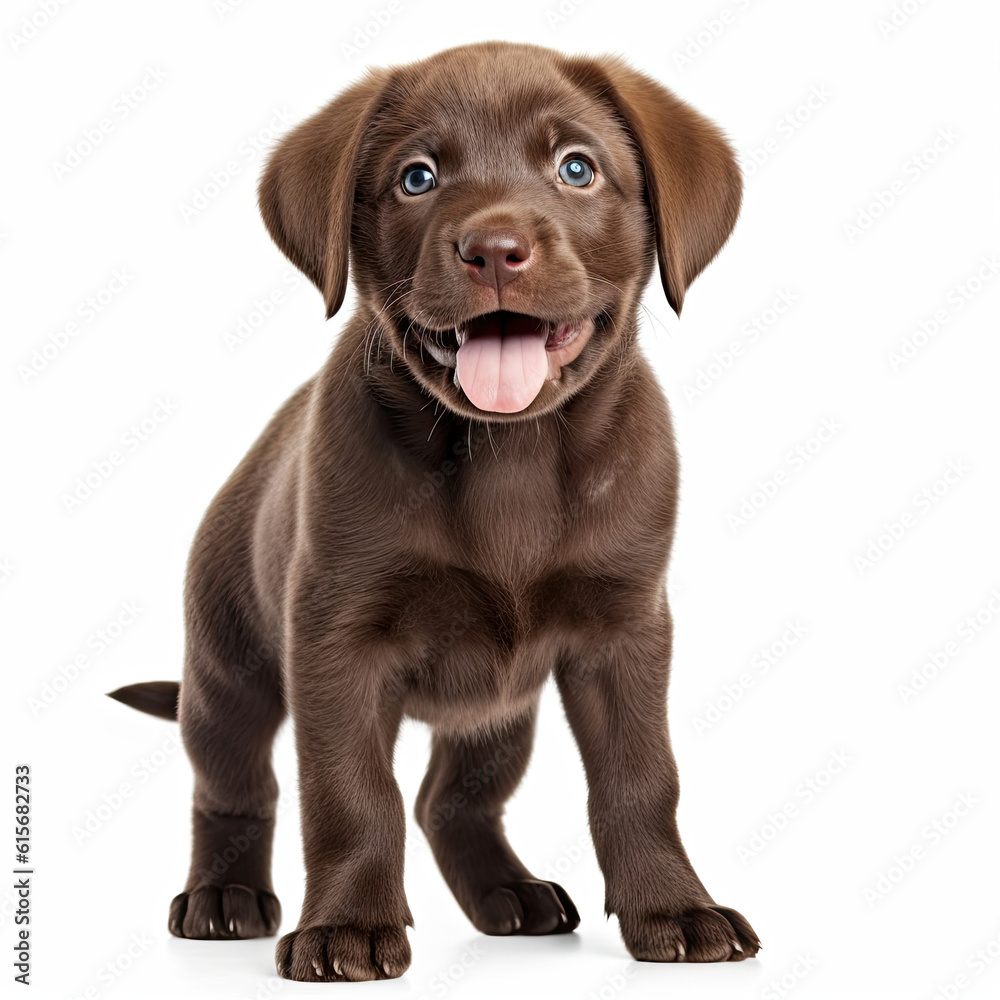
[455,314,549,412]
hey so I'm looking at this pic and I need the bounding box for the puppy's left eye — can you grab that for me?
[401,163,436,195]
[558,156,595,187]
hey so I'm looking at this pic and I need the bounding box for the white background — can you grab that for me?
[4,1,999,998]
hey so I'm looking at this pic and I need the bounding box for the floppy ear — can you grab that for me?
[258,70,388,319]
[563,56,742,315]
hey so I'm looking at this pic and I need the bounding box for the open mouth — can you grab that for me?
[412,310,597,413]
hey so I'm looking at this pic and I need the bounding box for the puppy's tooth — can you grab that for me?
[424,339,457,368]
[453,368,461,389]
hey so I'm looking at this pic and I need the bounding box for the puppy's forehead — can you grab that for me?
[374,45,627,168]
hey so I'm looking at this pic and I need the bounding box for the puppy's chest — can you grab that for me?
[388,453,646,728]
[395,563,598,731]
[450,453,570,572]
[404,456,629,647]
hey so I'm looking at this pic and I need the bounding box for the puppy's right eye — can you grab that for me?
[558,155,595,187]
[401,164,436,196]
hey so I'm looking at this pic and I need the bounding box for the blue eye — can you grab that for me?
[401,163,436,195]
[558,156,595,187]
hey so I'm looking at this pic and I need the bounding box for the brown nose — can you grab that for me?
[458,228,532,293]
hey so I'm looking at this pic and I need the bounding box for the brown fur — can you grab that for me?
[109,41,759,981]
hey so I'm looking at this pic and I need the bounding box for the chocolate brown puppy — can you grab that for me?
[109,41,759,981]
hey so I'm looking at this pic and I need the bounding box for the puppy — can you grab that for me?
[110,41,760,981]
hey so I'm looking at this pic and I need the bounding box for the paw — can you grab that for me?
[169,884,281,939]
[619,904,760,962]
[475,880,580,935]
[276,924,411,982]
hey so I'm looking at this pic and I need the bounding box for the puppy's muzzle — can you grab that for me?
[458,227,532,294]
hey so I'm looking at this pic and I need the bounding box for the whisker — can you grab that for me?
[427,406,447,442]
[577,237,639,258]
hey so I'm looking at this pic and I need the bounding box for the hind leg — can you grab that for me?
[169,636,285,940]
[415,707,579,935]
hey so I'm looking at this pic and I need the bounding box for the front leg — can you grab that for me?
[555,610,760,963]
[276,622,413,982]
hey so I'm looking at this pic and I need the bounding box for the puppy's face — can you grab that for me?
[259,43,742,421]
[351,48,650,419]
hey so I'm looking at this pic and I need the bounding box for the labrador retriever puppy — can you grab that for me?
[109,41,759,981]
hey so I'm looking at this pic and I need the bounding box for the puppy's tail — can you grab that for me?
[107,681,180,721]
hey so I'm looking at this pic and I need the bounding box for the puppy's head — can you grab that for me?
[259,42,741,420]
